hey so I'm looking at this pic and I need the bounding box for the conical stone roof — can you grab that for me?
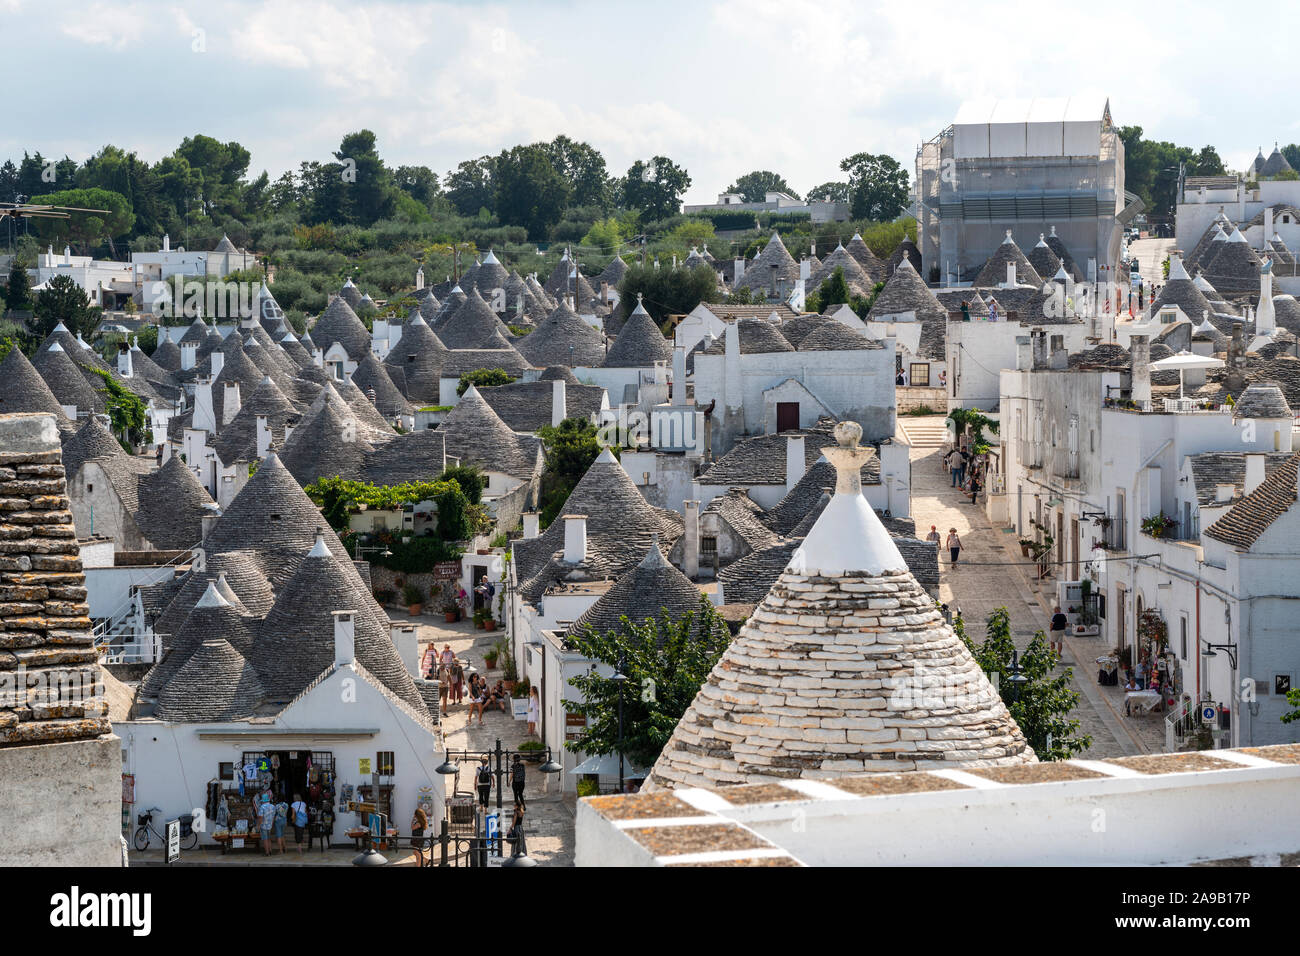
[383,314,448,404]
[0,347,69,418]
[1201,229,1261,293]
[845,233,886,283]
[254,532,422,708]
[647,421,1034,790]
[439,385,539,479]
[337,277,363,310]
[33,343,103,413]
[351,352,412,419]
[311,296,371,360]
[886,237,922,277]
[279,391,374,485]
[213,375,299,466]
[152,549,275,646]
[563,541,705,639]
[866,258,947,324]
[515,302,607,368]
[808,244,874,297]
[156,635,265,721]
[603,295,673,368]
[61,415,124,478]
[151,337,182,372]
[144,581,261,703]
[734,232,800,292]
[437,287,512,349]
[974,231,1043,288]
[135,454,215,550]
[1149,256,1217,322]
[1027,234,1062,282]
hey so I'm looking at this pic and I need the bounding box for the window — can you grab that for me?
[1180,616,1188,659]
[1113,490,1126,549]
[219,762,234,781]
[909,363,930,386]
[701,536,718,557]
[1276,675,1292,696]
[376,751,395,777]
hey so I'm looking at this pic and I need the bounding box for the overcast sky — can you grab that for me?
[4,0,1296,204]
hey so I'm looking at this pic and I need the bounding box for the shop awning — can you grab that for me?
[570,752,648,777]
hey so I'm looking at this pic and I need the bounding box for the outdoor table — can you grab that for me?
[1125,690,1162,716]
[212,832,261,854]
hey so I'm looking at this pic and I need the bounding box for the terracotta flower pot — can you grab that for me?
[485,619,496,632]
[408,604,423,617]
[444,611,457,623]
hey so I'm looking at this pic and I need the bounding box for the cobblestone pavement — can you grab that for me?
[908,435,1163,758]
[416,615,575,867]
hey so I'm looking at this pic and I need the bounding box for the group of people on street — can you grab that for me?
[926,525,963,566]
[255,792,311,856]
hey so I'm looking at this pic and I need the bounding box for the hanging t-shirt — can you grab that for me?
[243,762,257,782]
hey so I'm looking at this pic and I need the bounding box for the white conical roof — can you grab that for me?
[483,249,500,265]
[1227,227,1247,243]
[1168,255,1192,281]
[796,422,906,576]
[194,580,231,610]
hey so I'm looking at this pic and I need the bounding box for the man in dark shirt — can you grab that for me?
[1049,605,1068,657]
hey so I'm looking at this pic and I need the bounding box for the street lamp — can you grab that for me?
[1008,650,1029,702]
[612,658,628,794]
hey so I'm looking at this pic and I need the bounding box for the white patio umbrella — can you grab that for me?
[1149,350,1225,398]
[569,752,648,777]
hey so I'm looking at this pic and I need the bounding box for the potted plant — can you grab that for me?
[1018,538,1034,557]
[484,645,500,669]
[1141,513,1176,538]
[484,615,497,632]
[403,583,424,617]
[472,609,486,630]
[441,601,459,624]
[576,777,599,798]
[511,677,531,719]
[501,648,518,693]
[517,740,545,762]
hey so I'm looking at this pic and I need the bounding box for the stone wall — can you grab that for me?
[0,413,111,747]
[0,412,121,866]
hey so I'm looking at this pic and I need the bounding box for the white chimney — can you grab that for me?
[1257,268,1276,335]
[1006,261,1017,287]
[785,434,806,491]
[672,346,687,405]
[210,350,224,378]
[180,341,197,371]
[117,343,133,378]
[194,378,217,433]
[391,624,419,677]
[522,512,540,539]
[1130,334,1152,406]
[415,265,424,290]
[256,414,272,458]
[683,499,700,579]
[734,257,745,285]
[1264,207,1274,243]
[1215,483,1235,503]
[1245,453,1266,496]
[562,514,587,564]
[222,381,241,426]
[163,233,171,252]
[551,378,567,428]
[800,257,811,281]
[1016,335,1032,371]
[200,503,221,542]
[332,610,356,667]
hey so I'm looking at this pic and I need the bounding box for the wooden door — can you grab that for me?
[776,402,800,432]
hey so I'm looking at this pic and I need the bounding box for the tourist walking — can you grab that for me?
[1049,606,1068,657]
[511,754,526,810]
[925,525,941,552]
[257,794,276,856]
[468,675,486,725]
[527,685,540,736]
[450,662,464,705]
[438,667,450,717]
[291,793,308,855]
[946,528,963,566]
[410,804,428,867]
[475,756,493,809]
[506,801,526,858]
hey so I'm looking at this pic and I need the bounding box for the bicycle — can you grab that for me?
[132,807,198,852]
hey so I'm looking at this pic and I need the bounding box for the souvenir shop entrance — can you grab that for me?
[241,750,334,803]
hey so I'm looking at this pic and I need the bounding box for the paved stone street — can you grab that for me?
[904,421,1164,758]
[416,615,575,867]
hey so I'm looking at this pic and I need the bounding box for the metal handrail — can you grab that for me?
[92,545,199,650]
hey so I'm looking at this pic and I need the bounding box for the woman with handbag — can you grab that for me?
[410,805,428,867]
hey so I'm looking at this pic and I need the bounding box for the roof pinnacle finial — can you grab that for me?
[825,421,869,495]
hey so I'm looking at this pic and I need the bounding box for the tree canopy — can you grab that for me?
[34,274,99,337]
[537,417,611,527]
[621,156,691,221]
[1118,126,1226,218]
[840,152,909,221]
[614,260,719,326]
[25,187,134,253]
[726,170,798,202]
[563,598,733,768]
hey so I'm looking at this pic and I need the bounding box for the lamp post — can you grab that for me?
[435,740,561,863]
[1008,650,1029,703]
[612,656,628,795]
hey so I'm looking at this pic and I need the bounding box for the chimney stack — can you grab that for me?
[222,381,241,427]
[522,512,540,539]
[1030,329,1048,370]
[562,514,588,565]
[1245,453,1266,496]
[734,257,745,285]
[1130,334,1152,406]
[210,350,224,378]
[671,346,687,405]
[391,624,419,677]
[551,378,567,428]
[180,341,197,371]
[117,342,133,378]
[1016,335,1032,371]
[1264,207,1274,242]
[785,434,807,491]
[200,503,221,542]
[1006,261,1017,287]
[163,233,170,252]
[683,499,700,579]
[194,378,217,433]
[332,610,356,667]
[256,414,272,459]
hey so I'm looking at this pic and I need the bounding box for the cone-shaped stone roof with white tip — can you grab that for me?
[647,420,1034,790]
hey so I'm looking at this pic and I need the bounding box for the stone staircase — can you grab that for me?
[898,414,950,449]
